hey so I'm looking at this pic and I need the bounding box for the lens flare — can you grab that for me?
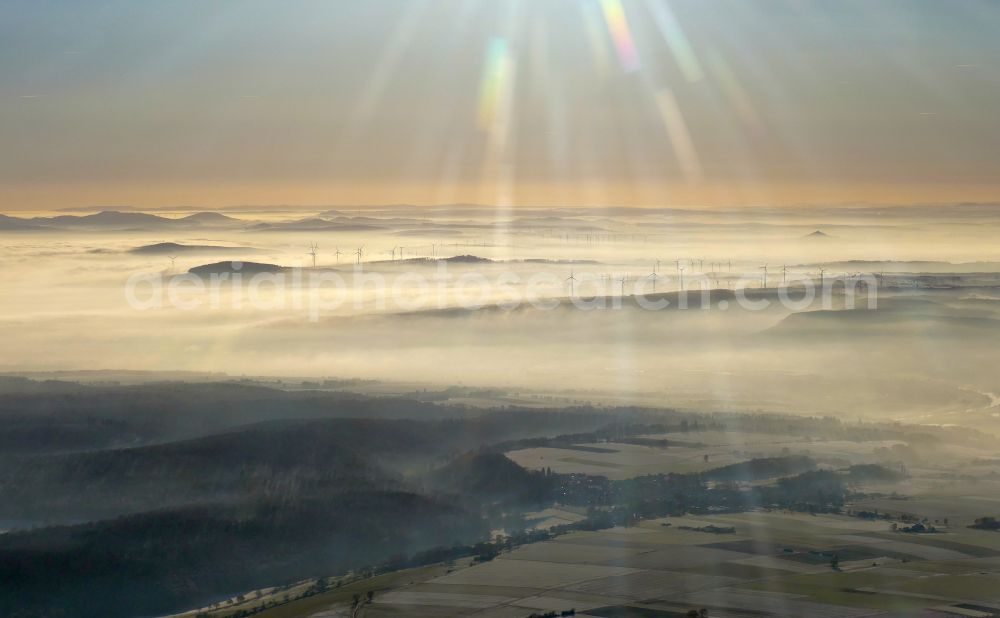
[601,0,640,73]
[478,37,513,132]
[475,36,517,244]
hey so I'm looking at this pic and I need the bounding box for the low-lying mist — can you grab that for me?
[1,204,998,429]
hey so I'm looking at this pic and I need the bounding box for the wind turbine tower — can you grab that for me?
[566,269,577,297]
[307,243,318,268]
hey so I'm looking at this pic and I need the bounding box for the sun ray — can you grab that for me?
[582,1,613,78]
[600,0,640,73]
[336,0,428,154]
[655,88,703,184]
[477,37,513,136]
[705,48,762,133]
[646,0,704,82]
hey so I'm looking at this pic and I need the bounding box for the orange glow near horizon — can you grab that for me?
[3,180,999,213]
[2,2,998,213]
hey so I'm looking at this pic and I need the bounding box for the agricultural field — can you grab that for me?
[163,429,1000,618]
[218,509,1000,618]
[159,418,1000,618]
[524,506,589,530]
[506,431,908,480]
[851,480,1000,528]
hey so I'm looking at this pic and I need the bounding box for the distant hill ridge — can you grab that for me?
[803,230,831,238]
[130,242,256,255]
[0,210,247,231]
[188,261,286,276]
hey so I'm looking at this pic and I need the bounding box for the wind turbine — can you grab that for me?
[566,268,577,297]
[678,264,685,291]
[618,274,629,297]
[355,246,364,265]
[759,265,768,288]
[781,265,788,285]
[648,266,660,293]
[819,268,827,287]
[334,247,342,264]
[168,255,177,270]
[307,242,318,268]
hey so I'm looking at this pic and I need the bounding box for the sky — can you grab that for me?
[1,0,999,211]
